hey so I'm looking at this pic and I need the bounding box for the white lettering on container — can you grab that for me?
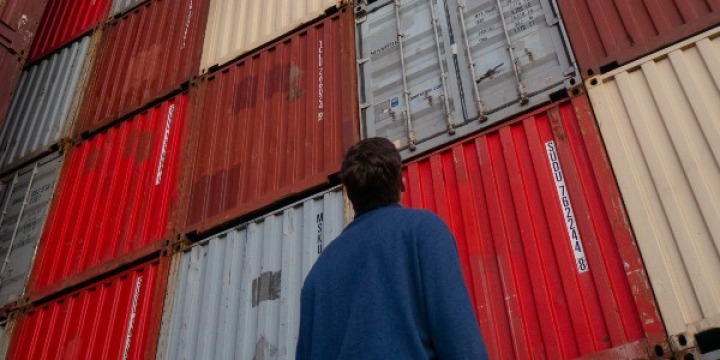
[545,141,589,273]
[155,104,175,186]
[123,276,143,360]
[182,0,193,48]
[317,40,324,122]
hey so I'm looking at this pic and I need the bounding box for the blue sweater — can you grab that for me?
[296,204,488,359]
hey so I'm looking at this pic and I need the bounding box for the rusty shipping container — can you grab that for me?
[402,95,669,359]
[75,0,209,136]
[199,0,344,73]
[0,35,93,171]
[356,0,579,160]
[28,94,187,300]
[558,0,720,78]
[0,152,63,310]
[27,0,111,62]
[7,259,168,360]
[157,187,348,359]
[0,45,23,129]
[0,0,48,56]
[586,27,720,358]
[177,8,359,236]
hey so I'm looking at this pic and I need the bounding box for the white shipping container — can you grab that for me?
[157,187,350,359]
[586,26,720,357]
[356,0,578,160]
[0,152,62,308]
[199,0,344,73]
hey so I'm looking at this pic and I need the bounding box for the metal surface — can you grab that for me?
[158,187,346,359]
[75,0,209,136]
[109,0,148,17]
[586,26,720,355]
[7,260,162,360]
[0,152,62,309]
[27,0,110,62]
[401,96,668,358]
[558,0,720,78]
[28,94,187,297]
[0,45,23,130]
[356,0,578,160]
[178,8,359,236]
[0,36,90,170]
[199,0,343,73]
[0,0,48,56]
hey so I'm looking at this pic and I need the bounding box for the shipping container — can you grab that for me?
[75,0,209,136]
[0,45,23,129]
[0,36,92,171]
[401,95,669,359]
[7,259,168,360]
[558,0,720,78]
[0,0,48,56]
[157,187,348,359]
[199,0,344,73]
[0,152,62,309]
[109,0,147,18]
[586,27,720,358]
[28,94,187,300]
[177,8,359,236]
[356,0,578,160]
[27,0,111,62]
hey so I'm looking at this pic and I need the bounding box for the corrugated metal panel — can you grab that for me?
[75,0,209,136]
[356,0,578,160]
[586,27,720,355]
[157,187,347,359]
[0,152,62,309]
[401,96,669,358]
[7,259,164,360]
[199,0,343,73]
[0,36,91,170]
[0,45,23,129]
[0,0,48,56]
[27,0,110,62]
[177,8,359,236]
[28,94,187,299]
[558,0,720,79]
[109,0,148,18]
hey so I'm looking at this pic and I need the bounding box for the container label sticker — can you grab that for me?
[316,212,324,254]
[155,104,175,186]
[317,40,324,122]
[545,141,589,273]
[123,276,143,360]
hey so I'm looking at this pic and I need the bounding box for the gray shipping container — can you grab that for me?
[109,0,147,17]
[0,152,63,308]
[356,0,577,159]
[157,187,350,360]
[0,36,91,171]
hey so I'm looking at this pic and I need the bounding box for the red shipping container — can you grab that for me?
[27,0,111,62]
[402,95,670,359]
[7,258,168,360]
[0,45,23,129]
[0,0,48,56]
[177,7,359,236]
[558,0,720,78]
[27,94,188,299]
[75,0,209,136]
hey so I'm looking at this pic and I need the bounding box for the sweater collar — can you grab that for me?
[353,203,402,220]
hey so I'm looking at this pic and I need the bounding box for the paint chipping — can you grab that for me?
[252,271,281,307]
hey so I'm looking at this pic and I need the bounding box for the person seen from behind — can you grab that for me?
[296,137,488,359]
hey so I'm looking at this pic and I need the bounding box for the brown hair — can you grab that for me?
[340,137,403,213]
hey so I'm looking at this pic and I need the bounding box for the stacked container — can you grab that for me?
[1,0,718,357]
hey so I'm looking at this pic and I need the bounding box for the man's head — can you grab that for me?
[341,137,403,213]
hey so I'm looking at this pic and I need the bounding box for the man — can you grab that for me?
[296,137,488,359]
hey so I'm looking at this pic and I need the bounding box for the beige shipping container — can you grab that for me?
[199,0,345,73]
[586,26,720,358]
